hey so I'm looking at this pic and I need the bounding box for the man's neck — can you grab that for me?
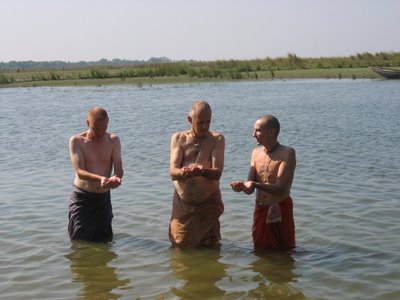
[264,141,280,154]
[190,130,207,140]
[86,130,103,143]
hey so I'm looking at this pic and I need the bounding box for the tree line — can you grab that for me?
[0,57,172,70]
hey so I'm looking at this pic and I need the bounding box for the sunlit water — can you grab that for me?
[1,80,399,299]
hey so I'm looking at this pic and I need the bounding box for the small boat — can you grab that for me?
[369,66,400,79]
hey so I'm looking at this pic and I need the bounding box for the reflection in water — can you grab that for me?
[249,251,305,299]
[169,248,227,299]
[65,241,130,299]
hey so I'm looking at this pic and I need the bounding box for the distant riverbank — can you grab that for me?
[0,68,386,88]
[1,52,399,88]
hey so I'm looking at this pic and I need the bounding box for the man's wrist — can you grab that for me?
[254,182,267,192]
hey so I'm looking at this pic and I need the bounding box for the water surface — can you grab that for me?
[1,79,399,299]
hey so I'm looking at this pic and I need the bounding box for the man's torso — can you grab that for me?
[73,132,114,193]
[174,131,220,202]
[253,146,291,205]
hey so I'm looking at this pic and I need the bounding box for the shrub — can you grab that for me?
[90,68,109,79]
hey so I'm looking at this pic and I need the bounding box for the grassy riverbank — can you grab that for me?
[1,52,399,88]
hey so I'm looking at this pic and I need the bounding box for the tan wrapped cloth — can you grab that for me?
[169,189,224,248]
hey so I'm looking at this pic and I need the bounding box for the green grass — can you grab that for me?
[1,51,399,88]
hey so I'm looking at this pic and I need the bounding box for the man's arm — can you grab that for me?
[242,165,256,194]
[231,149,257,194]
[107,135,123,188]
[169,132,184,180]
[202,134,225,180]
[111,135,123,178]
[69,136,107,184]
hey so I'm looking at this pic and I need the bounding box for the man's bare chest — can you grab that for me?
[81,143,113,163]
[256,157,281,183]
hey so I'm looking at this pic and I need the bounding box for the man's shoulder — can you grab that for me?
[100,132,120,149]
[210,131,224,141]
[278,144,296,161]
[251,146,263,157]
[70,131,86,143]
[171,130,189,141]
[280,144,295,154]
[108,132,120,141]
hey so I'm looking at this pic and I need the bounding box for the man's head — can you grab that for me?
[253,115,280,145]
[188,100,212,138]
[87,107,109,140]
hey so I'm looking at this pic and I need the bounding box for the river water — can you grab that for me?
[0,79,399,299]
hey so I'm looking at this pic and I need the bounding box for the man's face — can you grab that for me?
[88,118,108,140]
[190,109,211,137]
[252,120,270,145]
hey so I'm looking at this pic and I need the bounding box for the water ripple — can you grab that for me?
[1,80,400,299]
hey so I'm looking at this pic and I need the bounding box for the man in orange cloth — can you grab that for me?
[231,115,296,250]
[68,107,123,242]
[169,100,225,248]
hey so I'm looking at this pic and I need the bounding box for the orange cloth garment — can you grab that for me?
[169,189,224,248]
[252,196,295,250]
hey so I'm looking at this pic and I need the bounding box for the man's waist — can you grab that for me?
[256,195,291,206]
[174,187,221,206]
[73,181,110,195]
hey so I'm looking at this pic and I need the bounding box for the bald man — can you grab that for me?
[231,115,296,250]
[68,107,123,242]
[169,100,225,248]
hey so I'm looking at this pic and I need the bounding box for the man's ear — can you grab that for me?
[86,120,90,127]
[187,115,192,124]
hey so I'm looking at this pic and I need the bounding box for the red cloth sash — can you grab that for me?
[252,196,295,250]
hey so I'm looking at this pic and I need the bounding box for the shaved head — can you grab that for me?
[258,115,280,136]
[87,107,108,124]
[189,100,212,118]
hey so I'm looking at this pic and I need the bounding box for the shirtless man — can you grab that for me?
[231,115,296,250]
[68,107,123,242]
[169,100,225,248]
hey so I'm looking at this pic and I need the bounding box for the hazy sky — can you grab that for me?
[1,0,399,62]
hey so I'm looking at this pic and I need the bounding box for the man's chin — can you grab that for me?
[197,132,208,138]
